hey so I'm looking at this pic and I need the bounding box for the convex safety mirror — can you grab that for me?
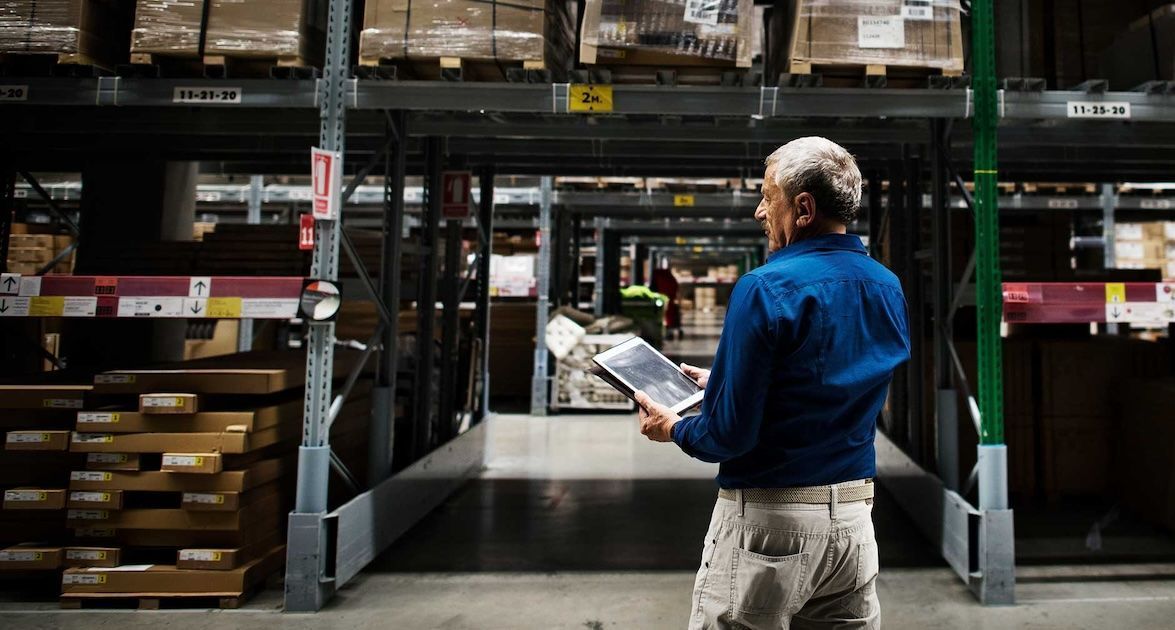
[300,279,342,321]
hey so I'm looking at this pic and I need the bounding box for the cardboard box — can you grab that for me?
[1115,240,1165,262]
[6,430,71,451]
[64,547,121,569]
[77,400,300,433]
[161,453,223,474]
[0,0,133,67]
[69,458,289,493]
[580,0,753,68]
[0,544,63,571]
[139,393,199,415]
[1116,222,1166,242]
[181,481,280,513]
[71,425,296,456]
[85,452,142,471]
[62,545,284,595]
[6,247,53,264]
[66,491,283,532]
[7,234,55,249]
[96,369,295,395]
[68,489,124,510]
[3,488,67,510]
[131,0,325,63]
[177,533,280,570]
[0,385,89,410]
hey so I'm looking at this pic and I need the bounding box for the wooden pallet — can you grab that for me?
[781,61,966,89]
[356,56,550,82]
[60,588,258,610]
[119,53,318,79]
[577,65,757,87]
[0,52,109,77]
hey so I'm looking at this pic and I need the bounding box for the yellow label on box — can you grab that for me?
[1105,283,1126,303]
[207,297,242,318]
[28,296,64,316]
[673,194,696,207]
[569,85,613,113]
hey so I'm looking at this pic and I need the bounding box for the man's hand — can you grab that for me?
[681,363,711,389]
[634,390,682,443]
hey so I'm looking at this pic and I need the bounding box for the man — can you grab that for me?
[634,137,910,630]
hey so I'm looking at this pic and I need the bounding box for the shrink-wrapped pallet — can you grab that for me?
[580,0,754,67]
[0,0,133,66]
[130,0,325,63]
[788,0,963,72]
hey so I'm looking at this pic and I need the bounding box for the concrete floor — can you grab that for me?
[5,414,1175,628]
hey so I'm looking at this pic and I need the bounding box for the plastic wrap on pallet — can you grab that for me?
[0,0,131,63]
[790,0,963,70]
[580,0,754,67]
[358,0,576,69]
[130,0,325,62]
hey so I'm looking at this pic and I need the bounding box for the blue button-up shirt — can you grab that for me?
[671,233,910,489]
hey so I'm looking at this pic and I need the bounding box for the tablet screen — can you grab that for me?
[599,341,701,407]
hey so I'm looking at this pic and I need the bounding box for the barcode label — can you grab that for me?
[87,453,128,464]
[683,0,719,25]
[143,396,183,408]
[78,412,120,424]
[0,551,41,562]
[182,493,225,505]
[901,0,933,20]
[66,550,107,561]
[70,492,111,503]
[71,471,113,482]
[163,455,202,467]
[74,528,116,538]
[179,550,222,562]
[73,433,114,444]
[68,510,110,520]
[7,432,49,443]
[95,374,135,384]
[4,490,47,502]
[44,398,83,409]
[63,574,107,585]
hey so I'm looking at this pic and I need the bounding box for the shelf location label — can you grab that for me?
[0,85,28,101]
[1067,101,1130,119]
[173,87,243,104]
[569,85,613,113]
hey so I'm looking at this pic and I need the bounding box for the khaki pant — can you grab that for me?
[688,488,880,630]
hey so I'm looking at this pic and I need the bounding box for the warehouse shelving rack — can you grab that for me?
[4,0,1175,610]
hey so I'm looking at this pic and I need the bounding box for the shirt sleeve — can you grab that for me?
[672,274,781,463]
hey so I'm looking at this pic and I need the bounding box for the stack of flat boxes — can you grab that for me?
[6,231,75,276]
[1114,222,1175,278]
[0,385,89,575]
[60,361,307,604]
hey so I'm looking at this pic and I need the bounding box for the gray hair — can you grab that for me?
[765,137,863,225]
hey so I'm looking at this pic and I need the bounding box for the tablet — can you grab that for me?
[592,337,705,414]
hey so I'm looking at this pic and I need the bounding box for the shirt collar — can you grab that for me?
[767,233,867,263]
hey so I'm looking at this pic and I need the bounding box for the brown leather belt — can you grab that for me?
[718,479,874,505]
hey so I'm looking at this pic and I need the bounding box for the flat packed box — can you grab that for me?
[181,481,280,513]
[177,532,280,570]
[0,0,133,67]
[68,489,124,510]
[0,544,63,571]
[130,0,325,63]
[70,425,296,455]
[0,385,89,410]
[76,400,301,433]
[161,453,223,474]
[787,0,964,72]
[139,393,199,414]
[85,452,141,471]
[93,353,305,395]
[580,0,754,67]
[69,458,288,493]
[64,547,121,568]
[6,430,71,451]
[3,488,67,510]
[67,493,283,531]
[62,545,284,594]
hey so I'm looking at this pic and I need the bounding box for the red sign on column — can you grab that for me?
[441,171,473,219]
[311,146,342,220]
[299,214,316,251]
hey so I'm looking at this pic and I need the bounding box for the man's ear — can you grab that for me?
[794,192,816,226]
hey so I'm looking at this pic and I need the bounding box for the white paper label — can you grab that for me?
[1157,283,1175,303]
[901,1,933,20]
[7,432,49,443]
[68,510,110,520]
[70,492,111,504]
[74,528,116,538]
[63,574,106,585]
[0,296,29,317]
[1140,199,1173,210]
[0,273,19,295]
[94,374,134,385]
[117,297,184,318]
[66,550,107,561]
[0,551,40,562]
[182,493,225,505]
[240,298,300,318]
[163,455,202,467]
[44,398,82,409]
[1105,302,1175,324]
[62,297,98,317]
[72,433,114,444]
[858,16,905,49]
[18,276,41,296]
[179,550,222,562]
[5,490,47,502]
[87,453,128,464]
[184,298,208,317]
[78,412,120,424]
[683,0,720,25]
[1046,198,1079,209]
[1067,101,1130,119]
[71,471,113,482]
[173,87,243,104]
[143,396,185,408]
[0,85,28,100]
[1117,224,1145,240]
[188,277,212,297]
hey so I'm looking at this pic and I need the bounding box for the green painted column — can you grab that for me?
[972,0,1003,446]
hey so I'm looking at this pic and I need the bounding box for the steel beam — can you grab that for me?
[530,177,553,415]
[438,201,463,440]
[415,138,443,455]
[930,120,959,491]
[473,167,495,423]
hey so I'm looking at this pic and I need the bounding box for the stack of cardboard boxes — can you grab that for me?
[1114,222,1175,278]
[6,227,75,276]
[0,385,89,575]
